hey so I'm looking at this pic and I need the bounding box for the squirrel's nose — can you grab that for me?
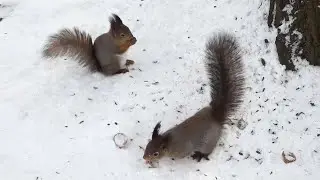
[130,37,137,45]
[143,154,150,160]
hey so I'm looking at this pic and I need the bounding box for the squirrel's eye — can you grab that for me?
[120,33,125,37]
[153,152,159,157]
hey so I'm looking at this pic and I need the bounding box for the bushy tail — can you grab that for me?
[42,27,100,71]
[204,32,245,121]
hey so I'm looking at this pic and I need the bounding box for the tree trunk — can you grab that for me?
[268,0,320,71]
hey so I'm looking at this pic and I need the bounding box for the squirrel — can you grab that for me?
[143,32,245,164]
[42,14,137,76]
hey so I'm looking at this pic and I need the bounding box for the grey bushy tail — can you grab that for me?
[205,32,245,121]
[42,27,100,71]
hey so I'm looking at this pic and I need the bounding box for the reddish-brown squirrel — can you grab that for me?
[143,32,245,164]
[42,14,137,75]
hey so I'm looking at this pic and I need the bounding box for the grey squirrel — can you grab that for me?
[42,14,137,75]
[143,32,245,163]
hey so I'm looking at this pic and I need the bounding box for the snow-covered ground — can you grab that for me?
[0,0,319,179]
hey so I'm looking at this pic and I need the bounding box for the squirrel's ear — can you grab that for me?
[111,14,123,25]
[109,18,116,35]
[152,121,161,139]
[109,14,122,36]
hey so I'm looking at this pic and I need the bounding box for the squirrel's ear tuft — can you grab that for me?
[152,122,161,139]
[109,14,123,26]
[112,14,123,24]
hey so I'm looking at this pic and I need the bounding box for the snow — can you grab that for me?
[0,0,320,179]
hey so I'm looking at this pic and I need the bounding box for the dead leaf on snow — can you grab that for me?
[282,151,296,164]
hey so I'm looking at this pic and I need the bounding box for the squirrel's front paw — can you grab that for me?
[125,59,135,66]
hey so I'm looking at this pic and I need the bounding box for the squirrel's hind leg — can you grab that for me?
[191,151,210,162]
[192,136,219,162]
[100,59,129,76]
[191,125,222,162]
[113,68,129,75]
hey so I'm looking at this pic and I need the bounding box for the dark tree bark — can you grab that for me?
[268,0,320,71]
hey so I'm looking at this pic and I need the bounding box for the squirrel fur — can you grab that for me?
[42,14,137,76]
[143,32,245,163]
